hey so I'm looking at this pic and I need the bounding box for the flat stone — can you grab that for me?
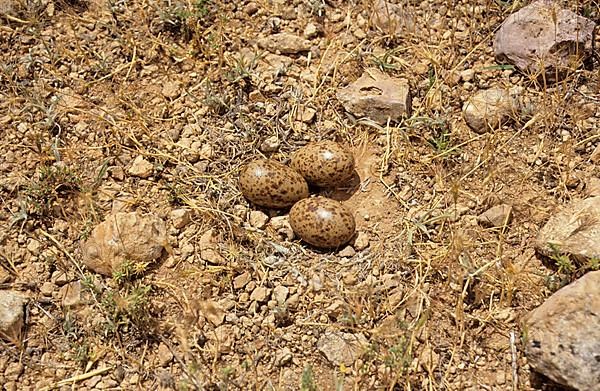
[337,68,411,125]
[257,33,310,54]
[81,212,166,276]
[317,331,368,366]
[463,88,517,133]
[26,239,42,255]
[535,197,600,263]
[524,271,600,391]
[303,22,320,39]
[294,106,316,123]
[494,0,596,82]
[275,347,292,367]
[127,155,153,178]
[233,271,251,290]
[250,286,270,303]
[51,270,69,286]
[338,245,356,258]
[0,290,27,345]
[477,204,513,228]
[259,136,280,153]
[243,2,258,15]
[40,281,55,297]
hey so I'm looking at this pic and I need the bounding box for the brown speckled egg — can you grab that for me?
[291,141,355,188]
[239,159,309,209]
[289,196,356,248]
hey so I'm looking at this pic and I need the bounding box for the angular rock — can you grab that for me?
[249,210,269,229]
[353,231,370,251]
[257,33,310,54]
[0,290,27,345]
[250,286,270,303]
[60,281,85,308]
[128,155,153,178]
[294,105,316,123]
[81,212,167,276]
[198,229,226,265]
[463,88,517,133]
[233,271,251,290]
[338,245,356,258]
[494,0,596,82]
[275,347,292,367]
[524,271,600,391]
[317,331,368,366]
[199,300,225,326]
[272,285,288,305]
[157,342,173,367]
[370,0,415,35]
[477,204,513,228]
[535,197,600,263]
[337,68,411,125]
[170,208,191,229]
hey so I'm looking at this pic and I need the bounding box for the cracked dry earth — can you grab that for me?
[1,0,600,390]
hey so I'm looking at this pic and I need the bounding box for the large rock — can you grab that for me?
[337,68,411,125]
[494,0,596,81]
[535,197,600,263]
[81,212,167,276]
[462,88,518,133]
[524,271,600,391]
[0,290,27,346]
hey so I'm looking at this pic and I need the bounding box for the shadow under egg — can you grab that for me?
[316,170,361,201]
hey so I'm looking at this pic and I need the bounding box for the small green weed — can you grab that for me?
[112,259,151,285]
[23,165,81,220]
[370,49,403,72]
[301,364,317,391]
[99,283,153,338]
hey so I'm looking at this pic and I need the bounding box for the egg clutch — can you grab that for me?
[239,141,356,249]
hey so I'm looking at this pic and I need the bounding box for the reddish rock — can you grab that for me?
[494,0,596,81]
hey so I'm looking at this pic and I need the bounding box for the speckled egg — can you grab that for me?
[239,159,309,209]
[289,196,356,248]
[291,141,355,188]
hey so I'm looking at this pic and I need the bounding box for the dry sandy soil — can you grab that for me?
[1,0,599,390]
